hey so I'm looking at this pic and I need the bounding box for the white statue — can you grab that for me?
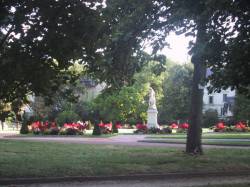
[148,87,157,109]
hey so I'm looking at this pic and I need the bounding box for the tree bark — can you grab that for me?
[186,20,207,155]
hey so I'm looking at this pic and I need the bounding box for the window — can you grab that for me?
[223,94,227,102]
[209,96,213,104]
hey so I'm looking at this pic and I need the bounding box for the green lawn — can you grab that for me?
[147,133,250,139]
[195,184,250,187]
[14,133,116,138]
[1,140,250,178]
[140,139,250,146]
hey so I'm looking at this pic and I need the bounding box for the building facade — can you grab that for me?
[203,85,235,119]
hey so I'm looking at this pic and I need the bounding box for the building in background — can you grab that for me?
[203,69,236,119]
[203,86,235,119]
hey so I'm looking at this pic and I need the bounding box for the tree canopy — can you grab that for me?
[0,0,104,102]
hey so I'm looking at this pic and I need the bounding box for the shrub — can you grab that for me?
[99,122,112,134]
[134,123,147,134]
[92,123,101,135]
[20,119,29,134]
[65,128,82,135]
[147,127,161,134]
[112,123,118,133]
[49,127,59,135]
[203,109,219,128]
[161,127,172,134]
[33,128,40,135]
[56,111,80,126]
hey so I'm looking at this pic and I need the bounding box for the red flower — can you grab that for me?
[115,123,122,129]
[50,122,57,128]
[136,123,147,130]
[170,123,178,129]
[216,122,225,129]
[235,122,246,129]
[98,122,105,127]
[104,123,112,130]
[181,123,189,129]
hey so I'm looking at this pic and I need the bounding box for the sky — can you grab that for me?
[145,32,194,64]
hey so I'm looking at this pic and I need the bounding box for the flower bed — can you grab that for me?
[212,121,249,132]
[29,121,87,135]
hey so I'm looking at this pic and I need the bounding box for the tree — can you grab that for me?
[160,64,193,123]
[0,0,104,102]
[204,0,250,96]
[234,94,250,122]
[93,86,148,124]
[92,60,165,124]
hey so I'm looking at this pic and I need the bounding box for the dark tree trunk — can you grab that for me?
[186,60,206,154]
[186,20,207,155]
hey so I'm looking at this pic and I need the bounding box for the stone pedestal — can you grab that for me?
[147,108,159,129]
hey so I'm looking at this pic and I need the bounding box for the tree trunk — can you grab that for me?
[186,20,207,155]
[186,60,206,154]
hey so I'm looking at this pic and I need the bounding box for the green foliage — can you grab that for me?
[56,111,80,126]
[74,101,94,121]
[112,123,118,133]
[234,94,250,121]
[20,114,30,134]
[93,86,147,123]
[92,123,101,136]
[0,1,104,102]
[202,109,219,128]
[65,128,83,136]
[159,64,193,123]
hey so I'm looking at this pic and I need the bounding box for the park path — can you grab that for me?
[1,133,250,149]
[10,175,250,187]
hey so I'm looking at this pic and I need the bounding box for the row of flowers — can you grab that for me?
[136,122,189,130]
[30,121,88,135]
[212,121,249,132]
[29,121,124,135]
[134,122,190,134]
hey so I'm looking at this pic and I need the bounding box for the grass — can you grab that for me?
[1,140,250,178]
[13,133,116,138]
[195,184,250,187]
[147,133,250,139]
[140,139,250,146]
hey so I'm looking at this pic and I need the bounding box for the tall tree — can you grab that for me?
[0,0,104,102]
[234,93,250,122]
[160,64,193,123]
[204,0,250,96]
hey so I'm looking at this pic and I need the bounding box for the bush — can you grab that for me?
[20,121,29,134]
[65,128,82,135]
[56,110,80,126]
[161,127,172,134]
[112,123,118,133]
[33,128,40,135]
[147,127,161,134]
[92,123,101,135]
[49,127,59,135]
[203,109,219,128]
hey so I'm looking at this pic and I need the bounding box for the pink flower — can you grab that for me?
[216,122,225,129]
[181,123,189,129]
[235,122,246,129]
[170,123,178,129]
[136,124,147,130]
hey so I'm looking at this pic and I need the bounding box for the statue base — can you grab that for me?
[147,108,159,129]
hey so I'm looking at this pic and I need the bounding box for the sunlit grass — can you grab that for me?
[1,140,250,178]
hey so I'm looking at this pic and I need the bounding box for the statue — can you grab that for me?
[147,87,159,128]
[148,87,157,109]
